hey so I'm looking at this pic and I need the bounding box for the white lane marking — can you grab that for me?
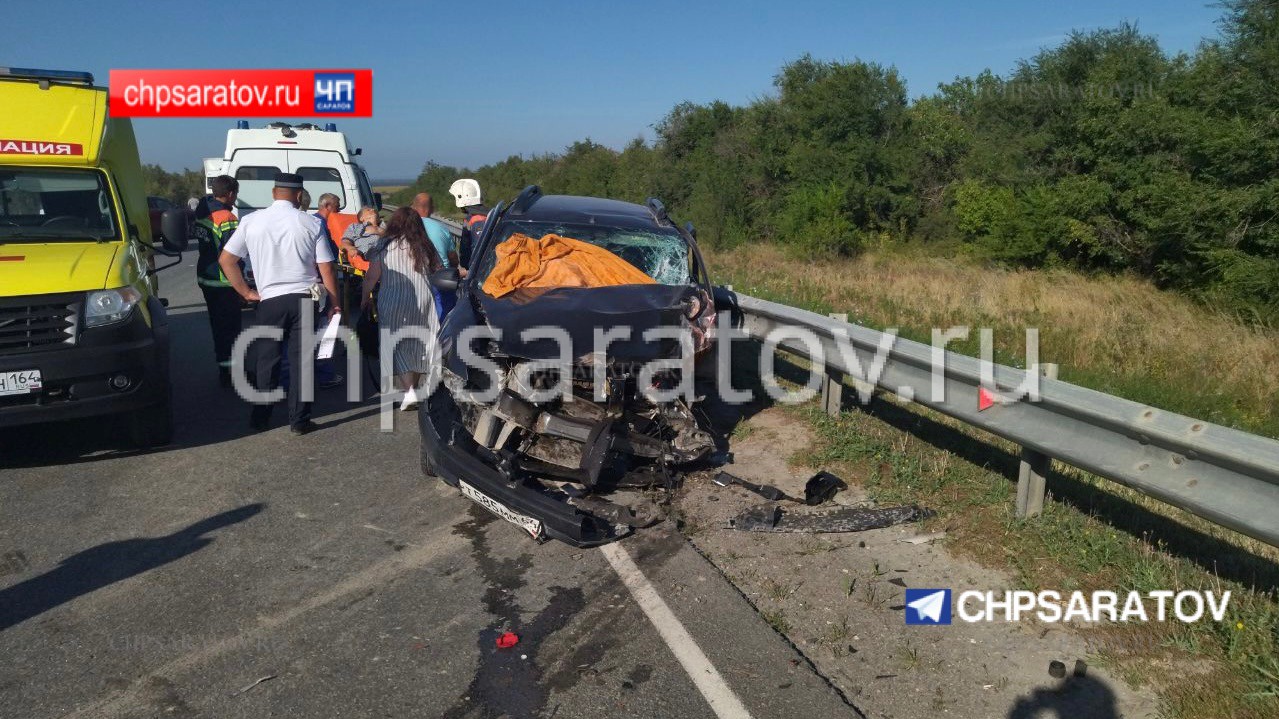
[600,542,754,719]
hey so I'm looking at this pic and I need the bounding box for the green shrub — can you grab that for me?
[779,183,862,257]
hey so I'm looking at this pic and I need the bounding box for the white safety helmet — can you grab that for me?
[449,178,482,209]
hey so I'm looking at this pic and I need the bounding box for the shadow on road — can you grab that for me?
[1007,675,1119,719]
[0,308,382,469]
[695,338,787,449]
[0,503,264,631]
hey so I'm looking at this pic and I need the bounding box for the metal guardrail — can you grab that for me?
[432,210,1279,547]
[733,293,1279,548]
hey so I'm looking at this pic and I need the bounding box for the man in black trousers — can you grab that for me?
[217,173,341,435]
[192,175,243,387]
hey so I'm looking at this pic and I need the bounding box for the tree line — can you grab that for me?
[142,164,205,206]
[397,0,1279,324]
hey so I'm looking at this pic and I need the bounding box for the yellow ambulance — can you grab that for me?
[0,68,188,446]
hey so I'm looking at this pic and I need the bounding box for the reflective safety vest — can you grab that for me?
[460,211,487,268]
[194,197,239,287]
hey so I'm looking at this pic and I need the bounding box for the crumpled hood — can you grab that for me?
[475,284,699,362]
[0,242,118,296]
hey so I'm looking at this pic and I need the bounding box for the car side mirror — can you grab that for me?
[160,209,189,253]
[373,192,383,212]
[430,267,460,292]
[684,220,697,239]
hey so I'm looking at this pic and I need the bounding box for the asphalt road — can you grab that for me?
[0,260,858,718]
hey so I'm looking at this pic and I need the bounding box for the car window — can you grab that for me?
[148,196,174,211]
[233,165,281,211]
[296,167,345,209]
[475,221,692,289]
[0,168,118,241]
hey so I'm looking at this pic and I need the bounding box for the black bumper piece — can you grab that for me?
[417,386,622,547]
[0,299,168,428]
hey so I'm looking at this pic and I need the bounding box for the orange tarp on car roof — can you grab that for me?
[482,233,655,298]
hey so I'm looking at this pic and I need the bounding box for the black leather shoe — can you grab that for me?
[290,420,318,436]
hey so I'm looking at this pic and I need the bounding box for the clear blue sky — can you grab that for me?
[9,0,1222,181]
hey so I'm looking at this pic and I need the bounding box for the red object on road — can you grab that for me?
[496,632,519,649]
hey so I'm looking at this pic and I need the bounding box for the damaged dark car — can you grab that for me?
[419,186,722,546]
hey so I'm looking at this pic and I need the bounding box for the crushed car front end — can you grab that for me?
[418,189,720,546]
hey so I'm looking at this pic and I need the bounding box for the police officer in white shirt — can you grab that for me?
[218,173,341,435]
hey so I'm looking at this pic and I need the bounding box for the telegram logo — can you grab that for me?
[905,588,952,625]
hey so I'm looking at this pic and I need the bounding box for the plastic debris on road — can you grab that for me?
[803,471,846,505]
[728,504,932,533]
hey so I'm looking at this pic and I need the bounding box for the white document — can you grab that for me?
[316,314,342,360]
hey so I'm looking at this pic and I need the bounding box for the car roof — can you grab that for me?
[510,194,673,231]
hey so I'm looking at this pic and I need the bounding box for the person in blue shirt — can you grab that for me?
[410,193,456,266]
[410,192,458,315]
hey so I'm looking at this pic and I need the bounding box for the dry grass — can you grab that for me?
[706,243,1279,436]
[793,396,1279,719]
[702,241,1279,717]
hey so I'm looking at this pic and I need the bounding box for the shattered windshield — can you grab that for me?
[475,221,693,290]
[0,168,119,242]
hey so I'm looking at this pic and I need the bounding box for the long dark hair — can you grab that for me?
[383,206,444,274]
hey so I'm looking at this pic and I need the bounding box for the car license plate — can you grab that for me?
[459,481,544,539]
[0,369,41,397]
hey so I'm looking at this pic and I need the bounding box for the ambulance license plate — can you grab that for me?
[0,369,41,397]
[459,481,543,539]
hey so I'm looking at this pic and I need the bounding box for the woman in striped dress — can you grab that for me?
[360,207,444,410]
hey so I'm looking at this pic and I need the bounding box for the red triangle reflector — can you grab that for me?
[978,387,997,411]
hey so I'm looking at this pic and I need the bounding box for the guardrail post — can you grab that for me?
[734,292,1279,547]
[820,313,847,417]
[1015,363,1059,518]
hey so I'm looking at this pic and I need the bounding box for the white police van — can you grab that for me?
[203,121,381,214]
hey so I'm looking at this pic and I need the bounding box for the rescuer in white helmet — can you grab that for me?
[449,178,488,269]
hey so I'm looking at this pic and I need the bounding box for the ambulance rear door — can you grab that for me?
[287,151,356,212]
[227,148,286,214]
